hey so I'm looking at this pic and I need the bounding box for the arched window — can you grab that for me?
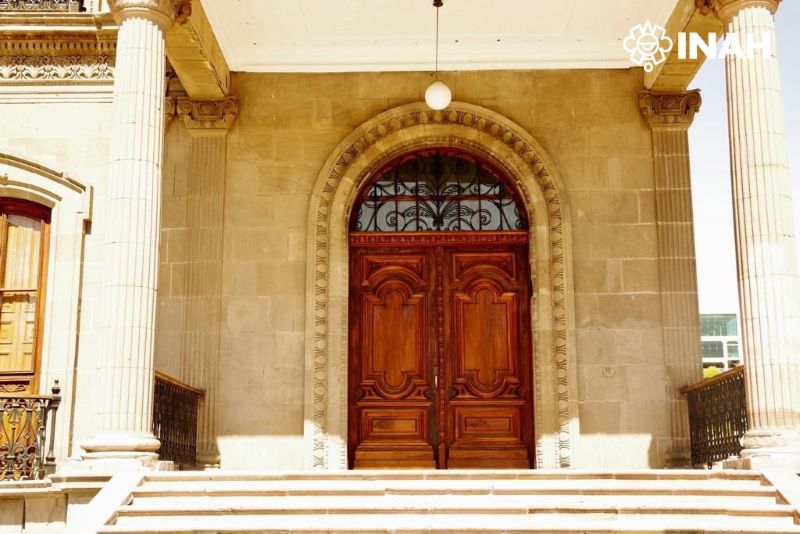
[0,198,50,393]
[352,149,527,232]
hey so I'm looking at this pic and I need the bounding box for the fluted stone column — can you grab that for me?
[640,90,705,467]
[704,0,800,468]
[82,0,190,464]
[176,97,237,466]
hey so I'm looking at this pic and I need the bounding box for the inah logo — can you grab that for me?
[623,21,673,73]
[624,21,773,71]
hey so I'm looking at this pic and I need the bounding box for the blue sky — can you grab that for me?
[688,2,800,314]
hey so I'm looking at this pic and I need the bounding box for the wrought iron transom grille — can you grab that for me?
[352,150,527,232]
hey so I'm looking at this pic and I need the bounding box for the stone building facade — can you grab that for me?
[1,0,798,475]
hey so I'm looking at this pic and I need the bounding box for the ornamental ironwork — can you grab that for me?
[352,150,527,232]
[0,0,83,11]
[0,381,61,481]
[683,366,747,467]
[153,372,203,468]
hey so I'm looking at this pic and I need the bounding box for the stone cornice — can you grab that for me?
[175,96,238,130]
[639,90,702,128]
[109,0,190,28]
[696,0,781,23]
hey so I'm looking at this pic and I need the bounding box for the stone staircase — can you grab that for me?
[95,470,800,533]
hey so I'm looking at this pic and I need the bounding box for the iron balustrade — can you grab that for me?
[0,381,61,481]
[0,0,82,11]
[682,366,747,467]
[152,371,203,468]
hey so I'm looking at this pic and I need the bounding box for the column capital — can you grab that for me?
[696,0,780,24]
[176,96,238,131]
[109,0,191,29]
[639,90,702,129]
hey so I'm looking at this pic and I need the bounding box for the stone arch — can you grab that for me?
[304,102,578,469]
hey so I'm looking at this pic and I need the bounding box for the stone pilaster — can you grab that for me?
[176,97,237,466]
[705,0,800,468]
[81,0,190,465]
[639,90,704,467]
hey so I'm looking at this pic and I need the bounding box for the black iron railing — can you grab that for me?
[0,381,61,481]
[0,0,82,11]
[682,366,747,467]
[153,372,203,468]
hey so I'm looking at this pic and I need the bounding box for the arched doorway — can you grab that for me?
[347,149,534,469]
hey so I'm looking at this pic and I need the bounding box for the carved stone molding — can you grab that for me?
[639,90,702,128]
[696,0,781,23]
[0,54,114,83]
[110,0,191,26]
[176,97,238,130]
[306,102,576,470]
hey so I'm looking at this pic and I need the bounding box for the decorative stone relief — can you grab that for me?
[0,55,114,83]
[639,90,702,127]
[176,97,238,130]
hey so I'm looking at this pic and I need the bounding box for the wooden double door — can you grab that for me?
[348,232,534,469]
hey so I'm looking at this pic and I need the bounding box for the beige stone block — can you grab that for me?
[608,156,656,191]
[165,229,188,263]
[576,328,616,365]
[223,297,271,333]
[0,498,23,533]
[578,364,624,402]
[559,157,610,192]
[615,328,663,364]
[597,294,662,329]
[637,191,657,223]
[579,401,622,434]
[621,259,660,293]
[156,297,185,333]
[625,365,668,402]
[621,400,670,438]
[591,192,640,224]
[223,262,258,296]
[170,263,187,297]
[161,197,188,229]
[591,224,658,259]
[573,260,608,294]
[24,496,66,534]
[574,295,599,328]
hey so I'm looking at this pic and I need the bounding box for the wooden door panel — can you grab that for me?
[349,250,436,468]
[445,249,532,468]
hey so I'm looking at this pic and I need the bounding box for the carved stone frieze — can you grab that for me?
[639,90,702,128]
[175,97,238,130]
[0,54,113,83]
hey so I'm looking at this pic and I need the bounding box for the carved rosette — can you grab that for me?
[110,0,191,26]
[696,0,781,22]
[639,90,702,128]
[176,97,238,130]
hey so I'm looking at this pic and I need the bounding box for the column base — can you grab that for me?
[663,438,693,469]
[63,432,163,475]
[731,429,800,471]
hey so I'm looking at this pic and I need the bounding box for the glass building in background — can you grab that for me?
[700,314,741,371]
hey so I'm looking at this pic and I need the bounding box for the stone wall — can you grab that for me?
[159,68,669,469]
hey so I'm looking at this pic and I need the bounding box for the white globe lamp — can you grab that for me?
[425,80,452,111]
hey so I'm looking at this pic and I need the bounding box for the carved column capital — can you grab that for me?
[109,0,191,29]
[176,97,238,131]
[639,90,702,129]
[696,0,781,24]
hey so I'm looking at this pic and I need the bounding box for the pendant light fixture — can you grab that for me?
[425,0,452,110]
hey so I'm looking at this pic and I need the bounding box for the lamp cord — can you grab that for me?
[435,1,440,79]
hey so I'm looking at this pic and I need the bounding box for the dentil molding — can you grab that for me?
[639,90,702,128]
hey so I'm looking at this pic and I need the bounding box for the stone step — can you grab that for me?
[139,469,764,483]
[116,497,794,516]
[99,470,800,534]
[134,479,774,497]
[99,511,800,534]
